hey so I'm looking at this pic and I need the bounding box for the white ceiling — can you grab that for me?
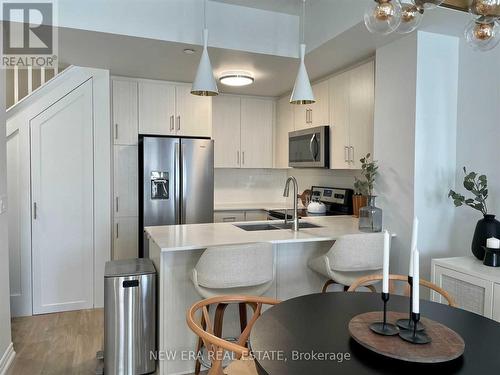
[211,0,304,15]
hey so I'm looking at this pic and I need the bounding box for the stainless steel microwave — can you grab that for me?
[289,126,329,168]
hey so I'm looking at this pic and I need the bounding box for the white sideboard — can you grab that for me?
[431,256,500,322]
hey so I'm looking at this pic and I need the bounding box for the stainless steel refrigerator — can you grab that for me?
[139,136,214,257]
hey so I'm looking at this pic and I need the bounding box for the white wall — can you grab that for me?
[452,42,500,254]
[0,61,14,368]
[374,32,460,288]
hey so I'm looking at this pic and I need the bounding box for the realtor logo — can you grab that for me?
[2,1,58,68]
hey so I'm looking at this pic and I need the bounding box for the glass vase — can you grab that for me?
[359,196,383,232]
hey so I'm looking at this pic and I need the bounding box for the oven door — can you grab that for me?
[288,126,329,168]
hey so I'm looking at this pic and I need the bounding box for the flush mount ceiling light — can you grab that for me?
[290,0,315,105]
[183,48,196,55]
[191,0,218,96]
[219,71,255,86]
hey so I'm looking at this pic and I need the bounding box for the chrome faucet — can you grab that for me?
[283,176,299,231]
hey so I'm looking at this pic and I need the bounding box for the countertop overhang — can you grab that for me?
[145,216,370,252]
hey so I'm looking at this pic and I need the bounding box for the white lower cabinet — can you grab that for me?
[432,257,500,321]
[213,210,268,223]
[113,217,139,260]
[244,210,268,222]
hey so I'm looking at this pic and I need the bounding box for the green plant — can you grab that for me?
[354,153,378,196]
[448,167,488,215]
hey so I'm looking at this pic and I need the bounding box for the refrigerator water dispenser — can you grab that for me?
[151,171,168,199]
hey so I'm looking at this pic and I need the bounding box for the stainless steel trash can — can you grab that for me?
[104,259,156,374]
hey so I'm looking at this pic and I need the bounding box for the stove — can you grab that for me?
[268,186,354,220]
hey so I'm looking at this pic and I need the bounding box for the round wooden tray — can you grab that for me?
[348,311,465,363]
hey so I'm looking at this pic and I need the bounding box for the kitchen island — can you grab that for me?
[146,216,367,375]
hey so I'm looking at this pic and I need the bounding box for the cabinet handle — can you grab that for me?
[222,217,237,222]
[349,146,354,163]
[116,223,119,239]
[237,151,240,166]
[170,115,174,131]
[115,197,119,213]
[309,109,313,124]
[242,151,245,166]
[344,146,349,162]
[33,202,37,220]
[115,124,118,139]
[176,116,181,131]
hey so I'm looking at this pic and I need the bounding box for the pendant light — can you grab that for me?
[191,0,218,96]
[290,0,315,105]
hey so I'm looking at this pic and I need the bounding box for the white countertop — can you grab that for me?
[214,201,306,211]
[145,216,364,252]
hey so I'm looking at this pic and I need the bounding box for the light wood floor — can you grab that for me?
[7,309,104,375]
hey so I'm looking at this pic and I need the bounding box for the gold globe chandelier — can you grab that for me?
[364,0,500,51]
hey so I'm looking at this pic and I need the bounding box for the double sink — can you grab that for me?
[235,222,321,232]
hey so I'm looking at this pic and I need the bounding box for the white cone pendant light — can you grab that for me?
[191,1,218,96]
[290,0,315,104]
[290,44,315,104]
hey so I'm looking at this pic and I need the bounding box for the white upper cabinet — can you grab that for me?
[329,61,374,170]
[138,81,176,135]
[348,61,374,169]
[112,79,138,145]
[294,80,329,131]
[212,95,274,169]
[241,98,274,169]
[275,96,294,168]
[175,84,212,137]
[212,95,241,168]
[138,81,212,137]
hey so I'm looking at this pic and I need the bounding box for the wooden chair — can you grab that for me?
[347,274,456,307]
[186,295,281,375]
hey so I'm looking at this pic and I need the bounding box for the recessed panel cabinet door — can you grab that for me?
[112,79,138,145]
[212,95,241,168]
[138,81,176,135]
[241,98,274,169]
[329,72,351,170]
[113,145,138,217]
[175,85,212,137]
[31,79,94,314]
[275,96,294,168]
[113,217,138,260]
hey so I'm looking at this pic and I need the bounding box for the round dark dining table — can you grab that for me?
[249,292,500,375]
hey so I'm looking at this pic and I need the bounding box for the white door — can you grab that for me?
[138,81,176,135]
[212,95,241,168]
[329,72,351,170]
[31,80,94,314]
[275,96,294,168]
[112,79,138,145]
[348,61,374,169]
[175,85,212,137]
[240,98,274,169]
[113,217,138,260]
[113,145,138,217]
[310,80,330,127]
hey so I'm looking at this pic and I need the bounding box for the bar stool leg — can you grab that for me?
[214,303,228,338]
[194,305,209,375]
[238,303,248,347]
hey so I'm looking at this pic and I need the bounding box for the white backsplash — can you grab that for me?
[214,168,359,205]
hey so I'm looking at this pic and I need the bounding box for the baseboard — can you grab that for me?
[0,342,15,375]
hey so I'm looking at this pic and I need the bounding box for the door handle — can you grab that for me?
[33,202,37,220]
[174,143,180,224]
[176,116,181,131]
[181,143,187,223]
[170,115,174,131]
[115,123,118,139]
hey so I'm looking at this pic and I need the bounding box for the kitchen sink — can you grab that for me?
[234,222,322,231]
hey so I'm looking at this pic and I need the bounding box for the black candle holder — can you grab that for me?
[399,312,431,344]
[370,292,399,336]
[396,276,424,332]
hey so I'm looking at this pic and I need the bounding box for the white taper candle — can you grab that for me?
[409,217,418,277]
[382,230,390,294]
[412,249,420,313]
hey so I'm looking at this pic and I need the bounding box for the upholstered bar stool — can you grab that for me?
[190,242,274,374]
[308,232,385,293]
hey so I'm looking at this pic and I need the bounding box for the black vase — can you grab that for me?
[471,214,500,260]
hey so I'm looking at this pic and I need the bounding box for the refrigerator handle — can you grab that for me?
[175,143,181,224]
[181,143,187,223]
